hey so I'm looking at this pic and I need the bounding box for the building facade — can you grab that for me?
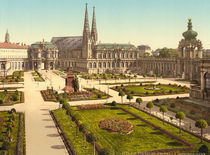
[27,41,58,70]
[0,30,28,76]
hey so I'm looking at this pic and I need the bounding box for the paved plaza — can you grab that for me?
[0,71,209,155]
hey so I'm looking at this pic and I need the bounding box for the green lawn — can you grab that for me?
[34,77,45,82]
[81,73,134,80]
[75,108,186,153]
[115,105,210,151]
[112,84,189,96]
[0,112,19,154]
[53,109,95,155]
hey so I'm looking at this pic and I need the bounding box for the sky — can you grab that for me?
[0,0,210,50]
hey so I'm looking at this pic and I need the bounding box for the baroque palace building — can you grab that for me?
[52,4,203,83]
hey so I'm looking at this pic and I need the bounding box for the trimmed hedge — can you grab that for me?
[16,113,25,155]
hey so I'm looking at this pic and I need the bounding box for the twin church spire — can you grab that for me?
[83,3,98,43]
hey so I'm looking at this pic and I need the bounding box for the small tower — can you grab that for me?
[5,29,10,43]
[178,18,203,59]
[91,6,98,45]
[82,3,92,59]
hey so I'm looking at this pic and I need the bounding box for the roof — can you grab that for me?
[94,43,137,51]
[31,41,57,49]
[0,42,28,49]
[51,36,83,51]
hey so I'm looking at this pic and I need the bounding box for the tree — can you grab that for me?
[100,148,110,155]
[136,98,142,109]
[73,113,81,137]
[159,106,168,125]
[73,76,79,92]
[89,133,99,155]
[175,112,186,134]
[118,91,125,104]
[111,101,117,106]
[59,98,66,108]
[146,102,154,116]
[126,94,133,104]
[79,123,90,148]
[134,75,137,82]
[158,47,178,58]
[198,144,209,154]
[195,119,208,143]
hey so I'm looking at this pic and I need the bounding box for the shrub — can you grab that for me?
[2,141,10,150]
[12,95,18,101]
[100,148,111,155]
[198,144,209,154]
[170,103,176,108]
[154,98,159,103]
[4,90,7,94]
[139,83,142,86]
[97,94,102,99]
[121,84,124,87]
[111,101,117,106]
[131,91,135,94]
[168,83,171,85]
[158,83,161,85]
[115,86,119,89]
[176,96,180,99]
[190,110,195,115]
[169,90,172,93]
[11,108,16,113]
[78,104,105,110]
[145,92,149,95]
[0,100,3,104]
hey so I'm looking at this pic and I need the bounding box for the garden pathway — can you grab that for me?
[0,71,68,155]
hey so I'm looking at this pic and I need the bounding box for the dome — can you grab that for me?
[182,18,198,40]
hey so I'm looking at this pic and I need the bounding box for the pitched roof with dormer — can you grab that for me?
[0,42,28,49]
[51,36,83,51]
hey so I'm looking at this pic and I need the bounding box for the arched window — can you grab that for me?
[103,62,106,68]
[89,63,92,68]
[108,62,111,68]
[112,62,115,68]
[122,53,125,58]
[103,53,106,59]
[98,62,102,68]
[108,53,111,58]
[117,62,120,67]
[126,62,128,67]
[121,62,124,67]
[204,72,210,89]
[112,53,115,58]
[117,53,120,58]
[130,53,133,58]
[126,53,128,58]
[93,62,96,68]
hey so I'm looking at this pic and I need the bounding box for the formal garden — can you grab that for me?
[41,88,110,102]
[0,71,24,83]
[53,70,66,78]
[0,109,25,154]
[0,90,24,106]
[152,97,210,125]
[81,73,135,80]
[51,102,209,154]
[102,81,155,85]
[112,83,189,97]
[32,70,45,82]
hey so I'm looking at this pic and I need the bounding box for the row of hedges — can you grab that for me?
[62,102,102,153]
[50,111,78,155]
[16,113,25,155]
[78,104,105,110]
[131,105,210,144]
[40,90,57,102]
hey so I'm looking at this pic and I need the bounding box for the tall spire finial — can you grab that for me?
[83,3,90,35]
[5,29,10,43]
[91,6,98,43]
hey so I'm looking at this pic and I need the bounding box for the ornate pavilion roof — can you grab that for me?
[51,36,83,51]
[31,41,57,49]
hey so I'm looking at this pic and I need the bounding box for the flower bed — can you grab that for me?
[0,91,24,106]
[99,118,133,134]
[78,104,105,110]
